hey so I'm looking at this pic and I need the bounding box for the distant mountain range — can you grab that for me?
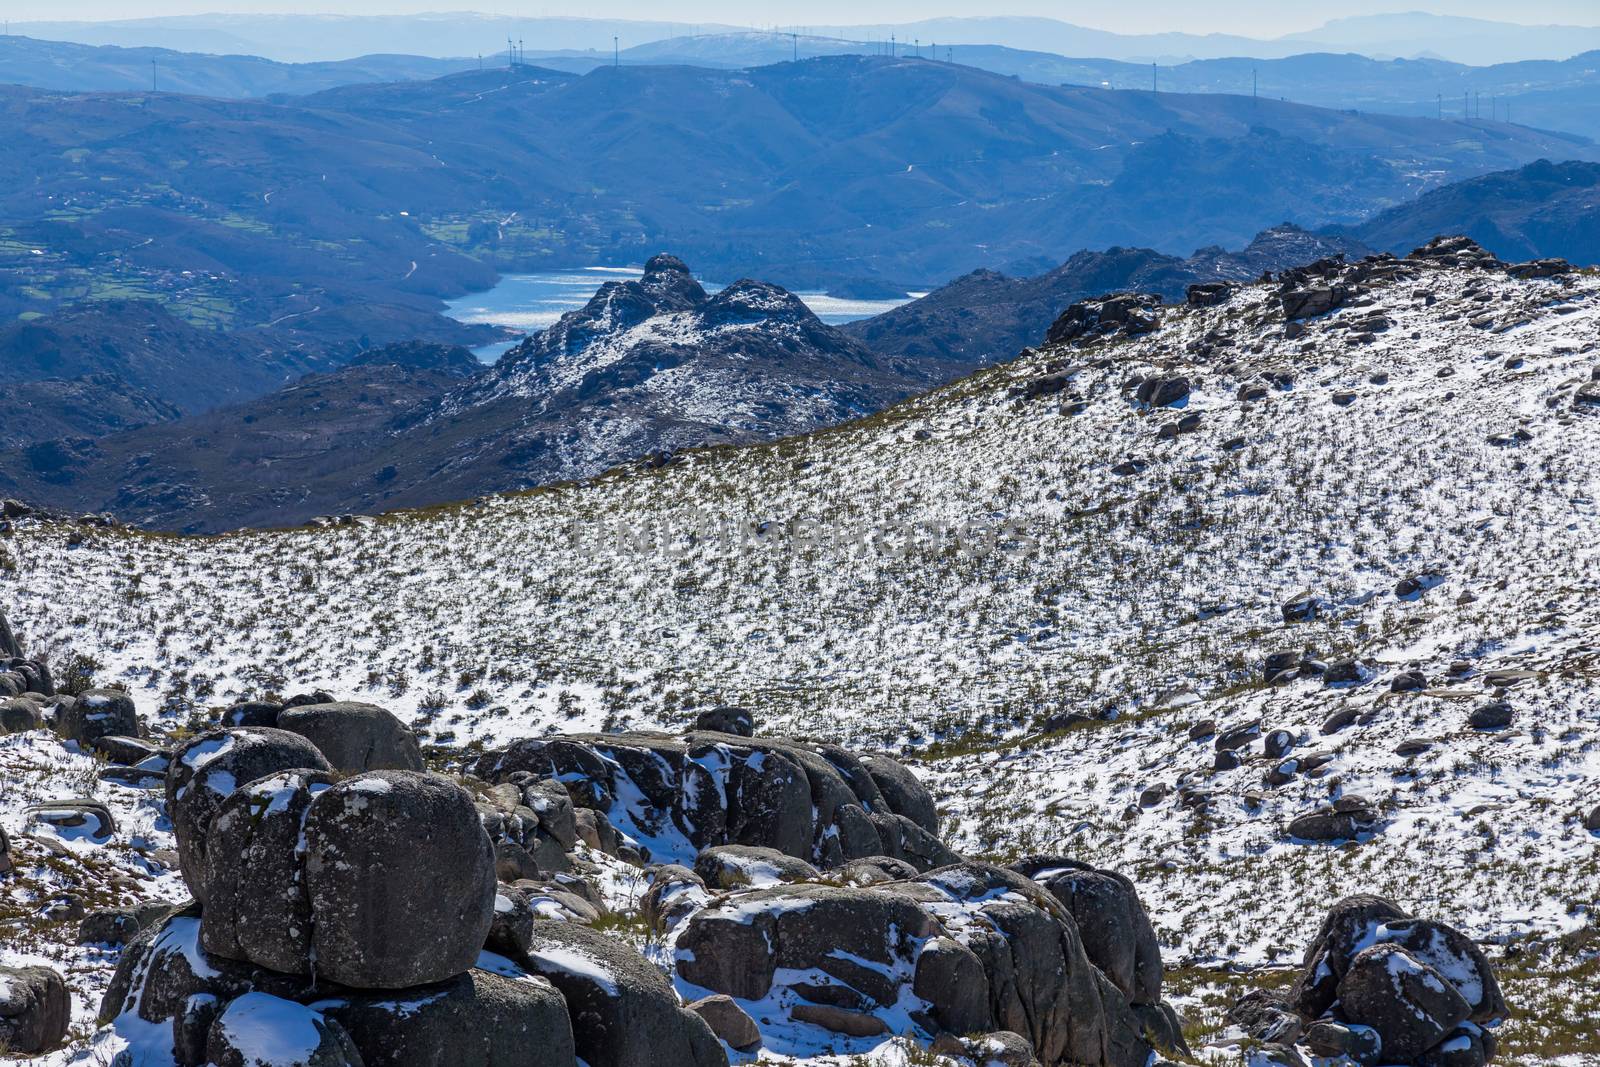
[522,38,1600,143]
[0,256,935,532]
[12,12,1600,65]
[844,225,1368,365]
[2,54,1591,354]
[7,30,1600,143]
[0,35,476,97]
[1336,158,1600,262]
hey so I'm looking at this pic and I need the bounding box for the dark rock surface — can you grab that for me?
[166,728,333,899]
[275,701,423,773]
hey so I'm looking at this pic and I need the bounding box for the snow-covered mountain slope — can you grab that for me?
[4,239,1599,1062]
[430,253,929,487]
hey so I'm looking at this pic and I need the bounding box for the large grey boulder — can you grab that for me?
[315,968,576,1067]
[166,728,333,899]
[859,753,940,836]
[201,770,338,974]
[1338,944,1471,1063]
[523,921,727,1067]
[205,993,363,1067]
[692,706,754,737]
[276,702,423,774]
[913,936,993,1035]
[687,995,760,1052]
[1293,894,1412,1018]
[78,901,173,947]
[1377,919,1506,1024]
[1009,856,1163,1006]
[55,688,140,746]
[693,844,820,889]
[0,965,71,1053]
[301,771,496,989]
[676,883,937,1002]
[222,701,284,728]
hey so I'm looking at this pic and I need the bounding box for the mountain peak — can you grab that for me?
[637,253,709,312]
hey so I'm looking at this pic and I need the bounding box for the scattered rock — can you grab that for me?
[1468,701,1514,730]
[55,688,140,746]
[1288,802,1377,842]
[25,799,116,841]
[1391,670,1428,693]
[1135,375,1190,409]
[1215,720,1262,751]
[688,995,761,1052]
[1282,595,1328,623]
[692,706,754,737]
[0,965,71,1053]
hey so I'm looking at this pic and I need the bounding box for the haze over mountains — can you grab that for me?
[10,32,1600,144]
[12,11,1600,64]
[2,53,1590,355]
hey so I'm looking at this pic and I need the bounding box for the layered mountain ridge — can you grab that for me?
[0,257,921,532]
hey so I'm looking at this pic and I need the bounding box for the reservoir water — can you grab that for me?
[445,266,917,362]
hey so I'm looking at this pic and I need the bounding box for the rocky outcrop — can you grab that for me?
[1046,293,1163,347]
[673,862,1160,1067]
[1291,896,1505,1065]
[475,730,956,873]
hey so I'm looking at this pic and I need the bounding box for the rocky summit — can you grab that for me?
[1,236,1597,1066]
[0,257,933,534]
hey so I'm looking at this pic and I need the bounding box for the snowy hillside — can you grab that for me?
[3,238,1598,1063]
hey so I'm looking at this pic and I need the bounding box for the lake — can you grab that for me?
[445,267,918,362]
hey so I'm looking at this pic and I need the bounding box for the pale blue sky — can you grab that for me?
[12,3,1600,36]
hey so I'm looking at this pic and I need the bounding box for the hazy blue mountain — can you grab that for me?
[13,12,1600,67]
[1280,13,1600,65]
[0,257,932,532]
[5,14,741,64]
[523,35,1600,140]
[2,56,1593,358]
[1334,158,1600,263]
[0,35,476,97]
